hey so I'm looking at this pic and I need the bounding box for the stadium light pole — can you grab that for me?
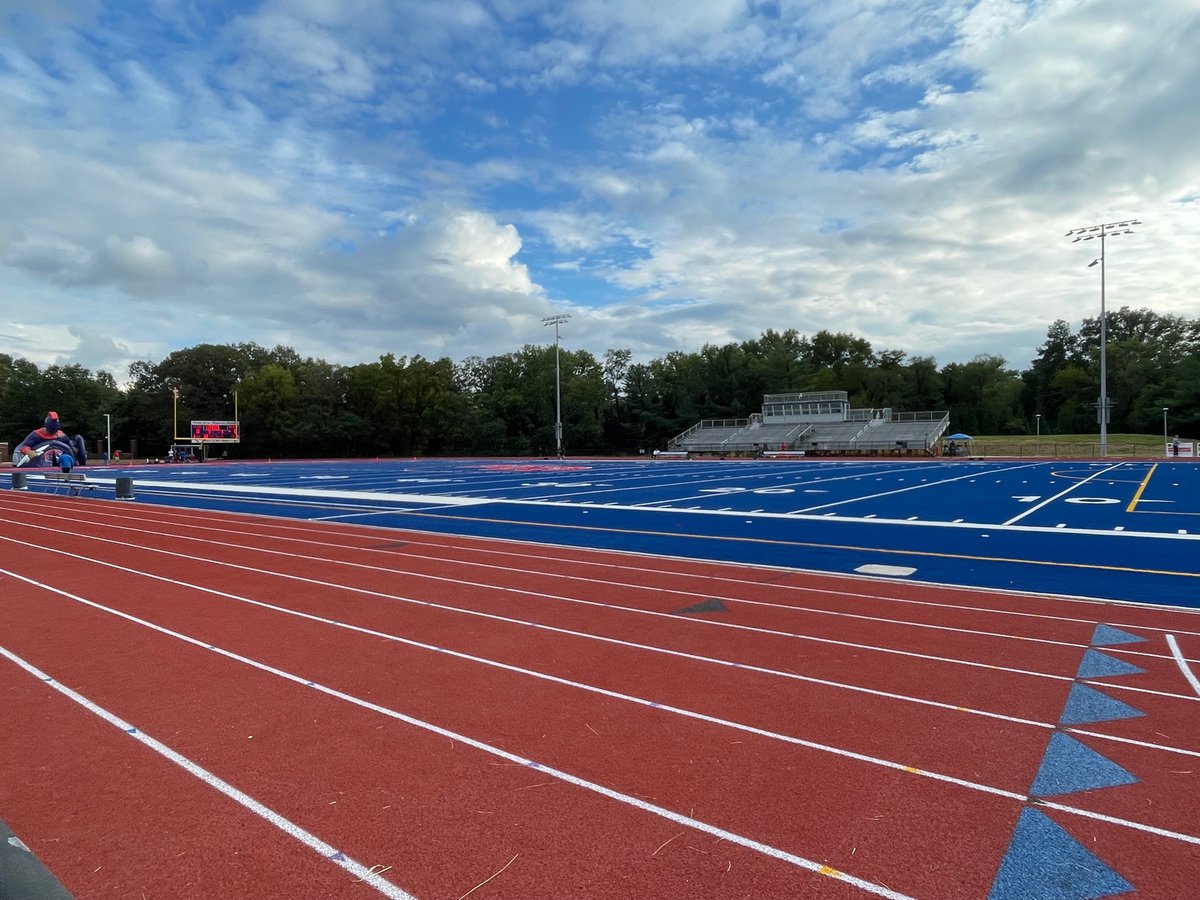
[542,314,571,458]
[1163,407,1169,454]
[104,413,111,464]
[1035,413,1041,457]
[172,386,180,442]
[1065,218,1140,459]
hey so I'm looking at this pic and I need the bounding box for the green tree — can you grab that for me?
[239,364,301,456]
[943,355,1024,435]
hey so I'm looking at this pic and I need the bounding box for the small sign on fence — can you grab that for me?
[1165,441,1195,458]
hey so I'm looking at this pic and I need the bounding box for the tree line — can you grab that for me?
[2,307,1196,459]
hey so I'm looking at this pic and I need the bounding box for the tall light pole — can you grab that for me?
[542,314,571,458]
[104,413,111,464]
[1163,407,1169,455]
[172,386,180,442]
[1065,219,1140,459]
[1035,413,1041,457]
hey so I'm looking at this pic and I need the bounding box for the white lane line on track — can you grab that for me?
[0,575,915,900]
[9,566,1200,854]
[5,545,1200,763]
[1167,635,1200,698]
[0,531,1137,689]
[7,560,1200,854]
[34,491,1199,648]
[4,518,1199,712]
[78,509,1200,661]
[0,643,416,900]
[9,504,1117,653]
[78,532,1200,702]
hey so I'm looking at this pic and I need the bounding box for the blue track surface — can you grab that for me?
[13,457,1200,606]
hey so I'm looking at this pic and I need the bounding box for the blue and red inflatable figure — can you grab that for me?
[14,411,88,469]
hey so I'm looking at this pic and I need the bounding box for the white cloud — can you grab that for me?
[0,0,1196,386]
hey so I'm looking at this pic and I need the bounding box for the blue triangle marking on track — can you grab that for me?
[988,807,1134,900]
[1076,649,1145,680]
[1059,684,1143,725]
[1090,624,1145,646]
[1030,732,1138,797]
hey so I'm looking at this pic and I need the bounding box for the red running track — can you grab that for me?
[1,491,1199,899]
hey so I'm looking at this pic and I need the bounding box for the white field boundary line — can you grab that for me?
[1167,635,1200,698]
[8,572,1200,857]
[113,488,458,517]
[43,474,1200,542]
[0,576,917,900]
[3,527,1198,709]
[0,643,416,900]
[13,490,1199,647]
[1002,462,1126,526]
[4,546,1200,772]
[63,477,490,507]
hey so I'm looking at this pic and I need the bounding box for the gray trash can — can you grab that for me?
[115,476,134,500]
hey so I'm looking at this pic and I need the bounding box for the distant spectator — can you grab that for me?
[1173,435,1181,457]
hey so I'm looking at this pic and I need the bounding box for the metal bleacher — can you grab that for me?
[670,419,750,452]
[667,392,949,456]
[735,419,813,449]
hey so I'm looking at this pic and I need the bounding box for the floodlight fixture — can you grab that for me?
[1065,218,1142,458]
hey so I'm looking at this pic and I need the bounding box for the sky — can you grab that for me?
[1,0,1197,383]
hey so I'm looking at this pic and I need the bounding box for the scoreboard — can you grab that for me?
[190,420,240,443]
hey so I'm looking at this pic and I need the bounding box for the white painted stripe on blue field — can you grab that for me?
[0,644,416,900]
[1002,463,1125,526]
[0,576,915,900]
[70,472,1200,541]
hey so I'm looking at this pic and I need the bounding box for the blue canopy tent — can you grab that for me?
[944,433,973,457]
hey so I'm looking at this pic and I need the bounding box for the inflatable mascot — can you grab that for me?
[14,411,88,469]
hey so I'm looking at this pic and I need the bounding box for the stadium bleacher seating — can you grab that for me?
[666,392,949,457]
